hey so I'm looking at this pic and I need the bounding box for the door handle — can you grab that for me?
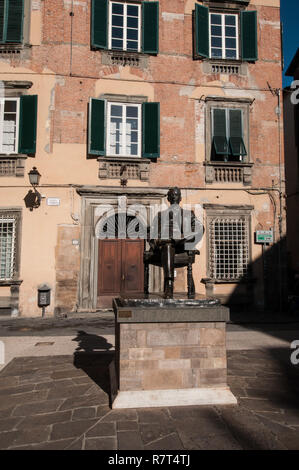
[122,274,125,281]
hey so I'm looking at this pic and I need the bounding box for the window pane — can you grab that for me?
[211,25,222,36]
[111,105,122,117]
[225,26,236,37]
[225,38,236,49]
[130,131,138,143]
[127,5,138,16]
[211,48,222,58]
[112,27,123,39]
[127,16,138,28]
[130,144,138,155]
[211,14,221,25]
[112,39,123,49]
[126,106,138,118]
[225,15,236,26]
[112,15,123,27]
[127,28,138,40]
[4,101,16,113]
[127,40,138,51]
[126,118,138,130]
[112,3,123,14]
[211,37,222,48]
[226,49,237,59]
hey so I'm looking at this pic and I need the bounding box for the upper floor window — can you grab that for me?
[0,95,37,155]
[0,0,24,45]
[0,98,19,154]
[88,98,160,159]
[210,13,239,60]
[91,0,159,55]
[107,102,141,157]
[109,2,141,52]
[195,4,258,62]
[211,107,247,162]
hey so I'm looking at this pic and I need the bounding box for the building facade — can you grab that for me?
[0,0,286,317]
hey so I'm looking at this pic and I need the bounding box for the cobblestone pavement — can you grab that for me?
[0,347,299,450]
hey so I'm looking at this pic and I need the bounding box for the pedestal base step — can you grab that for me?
[112,387,237,409]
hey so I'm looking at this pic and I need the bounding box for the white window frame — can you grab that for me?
[0,97,20,155]
[106,101,142,158]
[108,1,142,52]
[0,217,16,280]
[209,12,239,60]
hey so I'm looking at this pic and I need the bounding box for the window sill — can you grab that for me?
[101,49,149,68]
[204,161,253,185]
[202,59,248,76]
[98,156,150,181]
[0,156,27,177]
[0,280,23,287]
[201,277,256,285]
[0,43,31,56]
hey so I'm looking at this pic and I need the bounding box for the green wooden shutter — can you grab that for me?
[142,1,159,54]
[91,0,108,49]
[142,102,160,159]
[6,0,23,43]
[241,10,258,62]
[229,109,247,157]
[0,0,23,44]
[0,1,5,42]
[18,95,38,154]
[195,3,209,58]
[212,109,228,155]
[89,98,105,156]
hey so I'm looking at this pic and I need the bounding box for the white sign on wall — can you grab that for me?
[47,198,60,206]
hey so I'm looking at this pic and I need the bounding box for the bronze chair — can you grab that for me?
[143,249,200,299]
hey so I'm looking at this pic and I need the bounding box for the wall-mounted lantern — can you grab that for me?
[25,167,41,210]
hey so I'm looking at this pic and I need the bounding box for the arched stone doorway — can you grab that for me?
[96,213,146,308]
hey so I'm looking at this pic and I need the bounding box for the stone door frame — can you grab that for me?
[76,187,167,311]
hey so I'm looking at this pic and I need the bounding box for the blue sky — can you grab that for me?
[281,0,299,87]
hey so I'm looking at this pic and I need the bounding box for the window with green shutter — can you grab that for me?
[0,95,37,155]
[0,0,24,44]
[91,0,159,55]
[211,107,247,162]
[194,6,258,62]
[88,99,160,159]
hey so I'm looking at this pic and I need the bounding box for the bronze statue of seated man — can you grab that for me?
[145,187,204,299]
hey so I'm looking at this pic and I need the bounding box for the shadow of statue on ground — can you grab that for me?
[72,330,115,403]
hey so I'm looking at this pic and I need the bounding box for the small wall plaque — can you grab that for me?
[47,198,60,206]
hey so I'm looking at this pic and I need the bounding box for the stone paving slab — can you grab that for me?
[0,348,298,450]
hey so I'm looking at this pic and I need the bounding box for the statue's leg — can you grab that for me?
[187,263,195,299]
[161,243,175,298]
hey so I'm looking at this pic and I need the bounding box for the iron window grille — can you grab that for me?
[0,214,17,280]
[209,216,250,281]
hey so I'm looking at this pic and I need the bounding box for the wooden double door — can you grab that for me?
[97,238,144,307]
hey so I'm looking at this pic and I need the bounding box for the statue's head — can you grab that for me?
[167,187,182,205]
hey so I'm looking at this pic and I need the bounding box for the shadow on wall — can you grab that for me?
[226,236,289,316]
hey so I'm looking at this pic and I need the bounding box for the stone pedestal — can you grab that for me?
[112,296,237,409]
